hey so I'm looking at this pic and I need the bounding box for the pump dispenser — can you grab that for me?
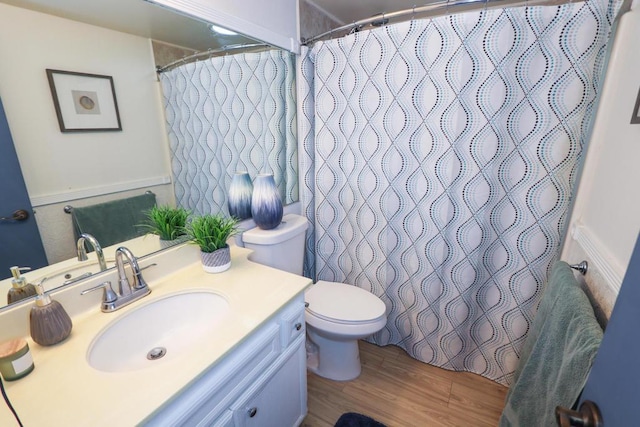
[7,266,37,304]
[29,279,72,346]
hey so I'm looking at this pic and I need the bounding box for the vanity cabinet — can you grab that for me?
[143,294,307,427]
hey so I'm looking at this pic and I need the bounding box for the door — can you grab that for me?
[576,232,640,425]
[0,97,47,279]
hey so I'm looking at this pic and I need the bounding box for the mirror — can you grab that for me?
[0,0,298,308]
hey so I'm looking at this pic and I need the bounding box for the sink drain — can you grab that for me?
[147,347,167,360]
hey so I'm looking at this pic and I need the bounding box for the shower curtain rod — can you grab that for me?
[156,43,271,73]
[303,0,570,45]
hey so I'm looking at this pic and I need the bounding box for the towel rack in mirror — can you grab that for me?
[63,190,155,214]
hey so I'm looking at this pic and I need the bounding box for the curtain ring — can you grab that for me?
[347,21,357,35]
[412,5,417,21]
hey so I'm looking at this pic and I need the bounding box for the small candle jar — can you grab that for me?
[0,339,34,381]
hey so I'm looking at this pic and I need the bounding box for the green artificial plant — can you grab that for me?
[187,214,240,253]
[143,205,190,241]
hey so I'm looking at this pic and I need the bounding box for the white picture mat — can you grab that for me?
[50,72,119,129]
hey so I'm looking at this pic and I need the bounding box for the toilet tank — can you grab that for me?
[242,214,309,275]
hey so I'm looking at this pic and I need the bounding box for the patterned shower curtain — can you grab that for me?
[300,0,620,385]
[159,50,298,216]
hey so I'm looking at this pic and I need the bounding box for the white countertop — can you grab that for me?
[0,244,311,426]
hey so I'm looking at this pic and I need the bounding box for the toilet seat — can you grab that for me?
[305,281,386,325]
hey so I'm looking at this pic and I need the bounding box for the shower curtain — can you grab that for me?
[159,50,298,216]
[300,0,620,385]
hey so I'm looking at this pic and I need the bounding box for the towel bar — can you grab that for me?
[63,191,155,214]
[570,261,588,275]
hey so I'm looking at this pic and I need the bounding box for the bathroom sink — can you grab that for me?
[87,291,230,372]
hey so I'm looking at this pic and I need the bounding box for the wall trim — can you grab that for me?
[30,175,172,207]
[571,223,624,293]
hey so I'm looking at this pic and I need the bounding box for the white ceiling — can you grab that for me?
[0,0,256,51]
[1,0,419,50]
[308,0,423,25]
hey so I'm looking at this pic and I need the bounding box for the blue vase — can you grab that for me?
[251,173,283,230]
[228,171,253,220]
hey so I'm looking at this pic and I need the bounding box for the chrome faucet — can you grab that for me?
[81,246,151,312]
[115,246,149,296]
[76,233,107,271]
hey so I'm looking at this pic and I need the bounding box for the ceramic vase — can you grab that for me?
[251,173,283,230]
[228,171,253,220]
[200,245,231,273]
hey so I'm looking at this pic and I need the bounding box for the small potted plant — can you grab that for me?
[143,205,190,248]
[186,214,240,273]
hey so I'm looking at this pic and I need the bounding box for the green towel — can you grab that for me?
[499,261,603,427]
[72,193,156,248]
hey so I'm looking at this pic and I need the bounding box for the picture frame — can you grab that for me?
[46,69,122,132]
[631,86,640,125]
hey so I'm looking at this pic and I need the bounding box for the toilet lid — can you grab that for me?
[305,281,386,324]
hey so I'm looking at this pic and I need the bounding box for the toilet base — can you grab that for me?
[306,329,362,381]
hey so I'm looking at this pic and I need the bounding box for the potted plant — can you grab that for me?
[143,205,190,248]
[186,214,240,273]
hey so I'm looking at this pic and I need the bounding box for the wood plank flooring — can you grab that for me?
[302,341,508,427]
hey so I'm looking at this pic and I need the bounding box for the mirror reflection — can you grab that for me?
[0,0,298,308]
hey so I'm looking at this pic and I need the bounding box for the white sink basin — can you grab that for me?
[87,291,230,372]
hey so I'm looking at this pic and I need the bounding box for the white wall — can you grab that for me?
[299,0,341,41]
[0,3,173,263]
[562,6,640,318]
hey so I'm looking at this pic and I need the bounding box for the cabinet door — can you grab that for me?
[232,338,306,427]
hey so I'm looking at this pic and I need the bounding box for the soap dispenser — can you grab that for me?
[29,279,72,346]
[7,266,37,304]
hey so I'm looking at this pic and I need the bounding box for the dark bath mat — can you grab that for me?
[334,412,387,427]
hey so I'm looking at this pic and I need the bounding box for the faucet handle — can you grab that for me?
[81,281,118,312]
[140,263,157,272]
[133,263,156,290]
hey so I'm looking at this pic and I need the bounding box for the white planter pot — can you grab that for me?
[200,246,231,273]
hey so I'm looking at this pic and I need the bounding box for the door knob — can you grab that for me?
[0,209,29,222]
[556,400,603,427]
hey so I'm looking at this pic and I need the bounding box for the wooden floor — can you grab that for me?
[302,341,508,427]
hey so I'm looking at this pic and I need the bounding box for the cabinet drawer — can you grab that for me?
[279,297,305,349]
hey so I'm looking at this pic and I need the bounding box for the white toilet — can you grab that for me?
[242,214,387,381]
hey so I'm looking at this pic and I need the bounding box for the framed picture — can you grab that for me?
[632,86,640,125]
[46,69,122,132]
